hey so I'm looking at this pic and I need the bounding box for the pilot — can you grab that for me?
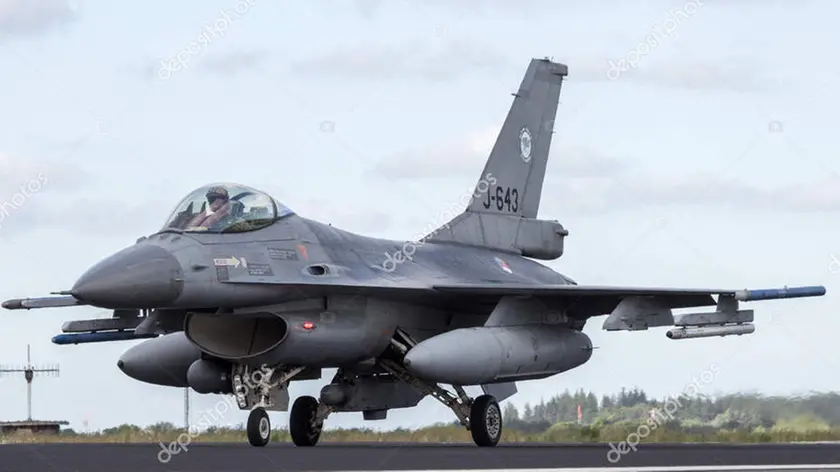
[186,187,233,229]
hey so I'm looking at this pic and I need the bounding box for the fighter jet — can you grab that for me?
[2,58,826,448]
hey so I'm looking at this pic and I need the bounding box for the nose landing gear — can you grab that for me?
[246,407,271,447]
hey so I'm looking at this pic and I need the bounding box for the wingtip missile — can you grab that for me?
[735,285,826,302]
[2,295,84,310]
[1,299,23,310]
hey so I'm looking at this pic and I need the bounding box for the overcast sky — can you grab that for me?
[0,0,838,433]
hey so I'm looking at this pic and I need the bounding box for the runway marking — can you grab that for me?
[365,467,840,472]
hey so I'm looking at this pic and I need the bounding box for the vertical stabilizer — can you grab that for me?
[466,58,567,219]
[423,58,569,261]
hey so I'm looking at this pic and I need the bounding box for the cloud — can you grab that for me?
[0,191,395,237]
[368,126,627,180]
[291,37,510,81]
[0,0,77,39]
[295,198,393,234]
[556,52,772,92]
[368,129,840,214]
[368,127,495,178]
[294,34,769,93]
[0,196,168,237]
[551,173,840,214]
[611,60,774,93]
[0,152,88,193]
[353,0,382,19]
[199,50,265,76]
[411,0,567,14]
[345,0,569,20]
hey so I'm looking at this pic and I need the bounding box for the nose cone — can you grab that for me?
[71,244,183,309]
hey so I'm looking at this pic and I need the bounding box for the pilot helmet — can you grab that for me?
[206,186,229,202]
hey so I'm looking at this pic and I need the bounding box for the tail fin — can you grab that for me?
[467,58,567,219]
[423,58,569,260]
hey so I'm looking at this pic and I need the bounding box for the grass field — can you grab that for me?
[4,423,840,444]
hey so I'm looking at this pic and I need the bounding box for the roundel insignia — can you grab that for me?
[519,126,532,163]
[494,256,513,274]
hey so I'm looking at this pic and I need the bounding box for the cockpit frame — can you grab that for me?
[160,183,293,234]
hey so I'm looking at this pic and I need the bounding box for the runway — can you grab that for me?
[1,442,839,472]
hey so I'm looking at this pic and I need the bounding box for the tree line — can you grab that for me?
[501,388,840,433]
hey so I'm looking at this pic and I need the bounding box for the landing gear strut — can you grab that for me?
[233,364,308,447]
[381,358,504,446]
[380,328,505,447]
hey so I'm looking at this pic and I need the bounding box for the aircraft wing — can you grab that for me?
[4,280,824,342]
[430,283,826,332]
[208,276,825,317]
[431,283,826,301]
[214,277,825,320]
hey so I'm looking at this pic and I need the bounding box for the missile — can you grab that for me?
[3,295,83,310]
[666,324,755,340]
[735,285,825,302]
[52,330,158,345]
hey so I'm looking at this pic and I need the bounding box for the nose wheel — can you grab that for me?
[247,407,271,447]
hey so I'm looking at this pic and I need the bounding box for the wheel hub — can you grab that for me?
[259,417,270,438]
[486,404,501,439]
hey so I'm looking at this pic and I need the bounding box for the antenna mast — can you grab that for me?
[0,344,60,420]
[184,387,190,431]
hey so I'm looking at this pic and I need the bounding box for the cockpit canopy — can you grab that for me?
[162,183,293,233]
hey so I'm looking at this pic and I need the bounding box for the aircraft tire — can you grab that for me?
[290,395,322,447]
[469,394,502,447]
[246,406,271,447]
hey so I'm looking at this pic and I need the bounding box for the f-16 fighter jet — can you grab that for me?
[3,58,826,448]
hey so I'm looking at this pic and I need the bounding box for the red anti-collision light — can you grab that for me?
[302,321,315,330]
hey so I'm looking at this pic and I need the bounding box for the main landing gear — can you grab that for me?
[380,358,503,447]
[380,329,504,447]
[289,396,324,446]
[243,367,502,448]
[469,394,502,447]
[235,364,333,447]
[245,396,328,447]
[237,330,504,448]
